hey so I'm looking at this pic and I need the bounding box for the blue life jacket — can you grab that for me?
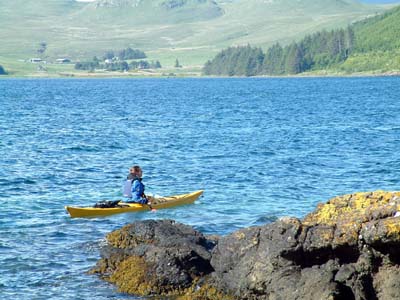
[131,178,147,204]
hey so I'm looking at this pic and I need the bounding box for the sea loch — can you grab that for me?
[0,77,399,299]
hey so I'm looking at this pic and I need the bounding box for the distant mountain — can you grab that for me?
[0,0,386,73]
[78,0,223,23]
[92,0,217,9]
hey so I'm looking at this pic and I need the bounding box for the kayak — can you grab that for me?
[65,190,203,218]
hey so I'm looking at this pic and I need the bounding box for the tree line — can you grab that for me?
[75,47,154,71]
[103,47,147,60]
[75,58,162,72]
[203,27,355,76]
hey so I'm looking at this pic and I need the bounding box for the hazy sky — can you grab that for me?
[75,0,400,2]
[361,0,400,2]
[73,0,400,4]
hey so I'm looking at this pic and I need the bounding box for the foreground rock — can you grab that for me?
[90,219,216,296]
[91,191,400,299]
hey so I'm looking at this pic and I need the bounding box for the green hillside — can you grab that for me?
[203,4,400,76]
[354,5,400,52]
[0,0,386,76]
[335,5,400,73]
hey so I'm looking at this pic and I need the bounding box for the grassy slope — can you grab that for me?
[330,5,400,73]
[0,0,385,76]
[354,5,400,51]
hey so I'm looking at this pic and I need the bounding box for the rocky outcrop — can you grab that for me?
[90,219,217,296]
[91,191,400,299]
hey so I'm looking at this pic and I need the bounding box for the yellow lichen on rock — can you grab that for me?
[352,190,400,211]
[106,224,153,249]
[109,259,234,299]
[303,191,400,227]
[106,225,132,248]
[108,256,155,295]
[176,284,235,300]
[235,231,246,240]
[302,191,400,248]
[305,202,350,226]
[383,218,400,241]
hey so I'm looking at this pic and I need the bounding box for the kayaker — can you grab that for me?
[129,165,150,205]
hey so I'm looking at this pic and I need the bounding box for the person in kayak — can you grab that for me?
[129,165,150,205]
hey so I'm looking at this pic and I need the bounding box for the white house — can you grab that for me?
[56,58,71,64]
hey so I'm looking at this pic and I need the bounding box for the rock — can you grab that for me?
[209,191,400,300]
[92,191,400,299]
[90,219,215,296]
[373,265,400,300]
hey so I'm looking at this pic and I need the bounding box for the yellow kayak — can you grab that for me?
[65,190,203,218]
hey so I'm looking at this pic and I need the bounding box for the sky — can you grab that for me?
[73,0,400,4]
[75,0,400,2]
[361,0,400,3]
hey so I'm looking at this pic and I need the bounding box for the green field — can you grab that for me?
[0,0,387,77]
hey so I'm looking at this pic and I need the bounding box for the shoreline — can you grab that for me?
[1,70,400,80]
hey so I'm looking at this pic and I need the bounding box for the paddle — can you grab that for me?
[146,195,157,212]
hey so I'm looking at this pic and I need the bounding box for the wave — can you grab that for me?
[64,145,101,152]
[0,178,36,186]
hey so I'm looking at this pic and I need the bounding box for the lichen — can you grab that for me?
[383,218,400,241]
[301,191,400,248]
[234,232,246,240]
[101,254,235,299]
[106,226,133,249]
[108,256,156,295]
[107,224,153,249]
[303,191,400,227]
[176,284,235,300]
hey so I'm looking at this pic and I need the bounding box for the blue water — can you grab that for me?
[1,77,399,299]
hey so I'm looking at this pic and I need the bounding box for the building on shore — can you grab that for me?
[30,58,43,63]
[56,58,71,64]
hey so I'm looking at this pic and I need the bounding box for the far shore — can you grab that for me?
[1,69,399,79]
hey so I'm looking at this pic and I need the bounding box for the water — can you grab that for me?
[0,77,399,299]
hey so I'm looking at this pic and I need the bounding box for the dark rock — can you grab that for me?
[90,219,215,296]
[92,191,400,299]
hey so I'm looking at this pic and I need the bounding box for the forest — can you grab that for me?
[203,28,355,76]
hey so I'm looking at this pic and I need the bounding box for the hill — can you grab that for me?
[335,5,400,73]
[0,0,386,76]
[77,0,223,24]
[203,4,400,76]
[354,5,400,52]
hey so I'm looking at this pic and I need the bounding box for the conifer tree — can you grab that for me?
[175,59,182,68]
[0,65,6,75]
